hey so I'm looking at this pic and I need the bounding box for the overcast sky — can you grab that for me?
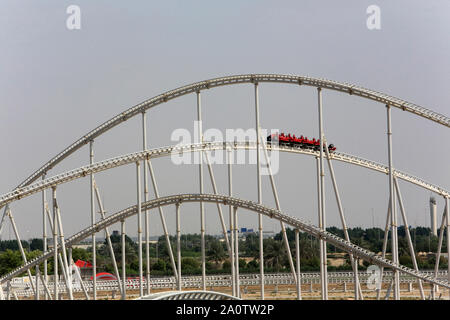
[0,0,449,240]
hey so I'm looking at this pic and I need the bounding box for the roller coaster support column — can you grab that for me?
[386,105,400,300]
[89,140,97,300]
[142,111,151,295]
[68,248,72,290]
[324,141,363,299]
[121,219,126,300]
[295,229,302,300]
[146,159,178,280]
[317,87,328,300]
[354,258,359,300]
[197,90,206,291]
[55,200,74,300]
[93,183,123,296]
[38,268,52,300]
[254,82,264,300]
[228,147,236,297]
[234,206,240,298]
[377,197,391,300]
[136,161,143,297]
[204,150,231,254]
[0,281,4,300]
[446,197,450,300]
[52,187,59,300]
[35,265,40,300]
[394,177,425,299]
[433,205,447,296]
[176,202,182,291]
[42,175,48,299]
[6,206,35,295]
[260,133,297,286]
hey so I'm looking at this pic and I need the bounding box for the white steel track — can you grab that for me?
[1,142,448,211]
[1,194,449,290]
[15,74,450,189]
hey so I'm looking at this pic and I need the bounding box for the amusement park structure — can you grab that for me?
[0,74,449,300]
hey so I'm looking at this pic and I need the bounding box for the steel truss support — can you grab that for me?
[176,203,181,291]
[0,281,4,300]
[51,188,59,300]
[386,105,400,300]
[136,161,143,297]
[433,203,448,297]
[93,182,123,296]
[254,82,264,300]
[37,264,52,300]
[6,281,10,300]
[42,175,48,300]
[324,140,363,299]
[5,206,35,295]
[233,206,240,298]
[4,194,450,294]
[197,91,206,291]
[393,177,425,299]
[89,140,97,300]
[317,88,328,300]
[146,159,179,281]
[0,206,8,241]
[227,148,236,297]
[295,229,302,300]
[69,254,90,300]
[377,197,392,300]
[43,200,80,300]
[121,219,126,300]
[142,111,151,295]
[354,258,359,300]
[260,134,297,285]
[42,201,70,299]
[446,197,450,300]
[35,265,40,300]
[385,278,394,300]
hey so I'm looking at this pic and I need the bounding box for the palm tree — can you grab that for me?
[207,240,226,266]
[264,239,286,272]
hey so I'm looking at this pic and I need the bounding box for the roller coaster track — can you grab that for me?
[1,193,449,290]
[9,271,449,298]
[2,74,448,301]
[15,74,450,190]
[1,142,448,210]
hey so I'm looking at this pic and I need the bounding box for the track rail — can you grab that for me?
[16,74,450,189]
[1,194,449,290]
[1,142,448,210]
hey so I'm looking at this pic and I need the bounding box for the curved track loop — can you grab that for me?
[16,74,450,189]
[1,193,449,289]
[1,142,448,209]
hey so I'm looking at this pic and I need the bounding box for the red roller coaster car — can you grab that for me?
[267,132,336,152]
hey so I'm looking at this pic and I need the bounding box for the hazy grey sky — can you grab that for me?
[0,0,449,240]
